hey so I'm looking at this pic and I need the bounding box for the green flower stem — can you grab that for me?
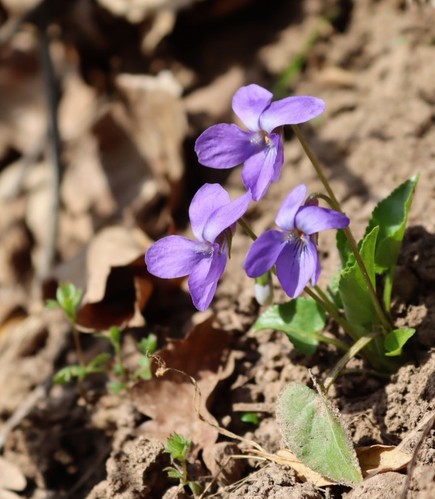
[291,124,392,333]
[323,334,378,392]
[304,287,358,342]
[238,217,258,241]
[313,285,338,312]
[314,332,349,352]
[291,125,341,210]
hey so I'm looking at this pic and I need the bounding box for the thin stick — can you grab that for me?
[37,27,62,280]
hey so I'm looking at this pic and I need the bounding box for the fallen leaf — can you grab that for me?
[269,444,412,486]
[274,449,336,487]
[114,72,185,179]
[130,314,235,453]
[356,444,411,478]
[76,226,153,331]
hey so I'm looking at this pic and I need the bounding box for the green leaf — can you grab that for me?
[165,433,191,461]
[240,412,260,425]
[365,175,418,309]
[164,466,183,480]
[138,333,158,355]
[254,297,326,354]
[53,365,84,384]
[45,299,60,309]
[384,327,416,357]
[188,481,203,495]
[108,381,126,394]
[109,326,122,352]
[56,283,83,323]
[336,228,352,268]
[134,356,152,380]
[276,382,363,486]
[338,226,379,335]
[87,353,111,370]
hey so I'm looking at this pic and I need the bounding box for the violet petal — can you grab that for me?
[241,139,278,201]
[195,124,257,168]
[232,84,273,131]
[188,248,226,310]
[189,184,230,241]
[244,229,286,277]
[145,236,207,279]
[275,238,318,297]
[295,206,350,235]
[275,184,308,231]
[260,96,326,133]
[203,190,252,243]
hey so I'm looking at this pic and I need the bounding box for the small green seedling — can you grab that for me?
[164,433,202,496]
[54,353,111,384]
[134,333,158,380]
[240,412,260,426]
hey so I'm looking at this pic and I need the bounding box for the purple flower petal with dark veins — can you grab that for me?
[195,84,326,200]
[145,183,251,311]
[194,124,259,169]
[244,230,286,277]
[243,183,350,298]
[275,238,319,298]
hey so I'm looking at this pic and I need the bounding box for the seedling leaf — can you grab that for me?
[384,328,416,357]
[276,382,363,486]
[255,297,325,354]
[165,433,191,461]
[338,226,379,335]
[365,175,418,309]
[55,283,83,322]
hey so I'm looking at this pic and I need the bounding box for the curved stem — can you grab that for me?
[315,332,349,352]
[238,217,258,241]
[304,287,358,342]
[324,333,379,392]
[291,124,392,332]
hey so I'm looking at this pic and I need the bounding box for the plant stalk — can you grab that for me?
[291,124,392,332]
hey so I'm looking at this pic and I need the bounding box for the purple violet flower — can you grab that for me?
[145,183,251,311]
[244,184,349,298]
[195,84,325,201]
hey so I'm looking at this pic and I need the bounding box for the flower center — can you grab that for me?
[250,130,271,148]
[285,229,307,246]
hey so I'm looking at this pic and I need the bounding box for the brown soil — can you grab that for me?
[0,0,434,498]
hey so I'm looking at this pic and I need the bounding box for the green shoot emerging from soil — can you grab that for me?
[164,433,202,496]
[47,284,158,397]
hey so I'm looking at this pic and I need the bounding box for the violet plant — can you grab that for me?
[145,83,418,485]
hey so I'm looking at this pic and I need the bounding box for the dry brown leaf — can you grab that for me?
[0,457,26,492]
[114,72,186,185]
[130,315,235,452]
[356,444,411,478]
[0,33,46,156]
[76,226,152,331]
[267,444,411,487]
[274,449,336,487]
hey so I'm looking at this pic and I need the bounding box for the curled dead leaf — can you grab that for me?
[356,444,411,478]
[76,226,153,331]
